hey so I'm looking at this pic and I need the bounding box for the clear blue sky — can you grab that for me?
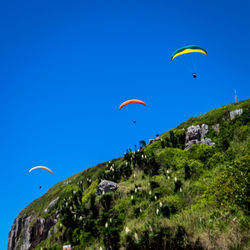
[1,0,249,247]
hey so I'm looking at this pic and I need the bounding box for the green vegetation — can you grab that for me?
[14,99,250,250]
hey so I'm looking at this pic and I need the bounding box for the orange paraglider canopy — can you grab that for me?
[29,166,54,175]
[119,99,146,110]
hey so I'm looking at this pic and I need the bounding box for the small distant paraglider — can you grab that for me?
[119,99,146,110]
[119,99,146,124]
[29,166,54,175]
[171,45,207,78]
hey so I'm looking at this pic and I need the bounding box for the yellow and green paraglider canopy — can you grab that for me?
[171,45,207,61]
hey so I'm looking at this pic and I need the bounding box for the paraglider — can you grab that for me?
[29,166,54,175]
[171,45,207,78]
[119,99,146,110]
[119,99,146,124]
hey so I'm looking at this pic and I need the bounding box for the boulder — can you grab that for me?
[149,136,161,144]
[185,124,215,149]
[200,124,209,138]
[96,180,118,195]
[230,109,243,120]
[185,125,201,141]
[200,138,216,146]
[212,124,220,134]
[185,139,200,149]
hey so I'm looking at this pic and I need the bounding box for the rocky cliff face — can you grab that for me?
[8,216,32,250]
[7,197,60,250]
[8,215,57,250]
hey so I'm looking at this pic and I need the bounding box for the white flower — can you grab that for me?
[148,182,150,186]
[131,195,134,200]
[126,162,128,166]
[174,177,177,182]
[180,188,182,192]
[105,222,108,228]
[140,208,142,213]
[109,218,112,223]
[145,155,147,159]
[149,190,152,195]
[125,227,130,234]
[79,216,83,221]
[168,176,170,179]
[133,174,136,178]
[154,195,157,201]
[100,247,103,250]
[73,190,76,194]
[159,202,162,207]
[167,170,169,174]
[135,188,137,193]
[156,208,159,215]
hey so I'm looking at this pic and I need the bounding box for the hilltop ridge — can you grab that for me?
[8,99,250,250]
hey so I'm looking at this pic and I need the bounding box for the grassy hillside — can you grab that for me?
[17,99,250,249]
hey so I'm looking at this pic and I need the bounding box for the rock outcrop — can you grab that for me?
[96,180,118,195]
[7,215,57,250]
[185,124,215,149]
[8,216,32,250]
[44,197,59,213]
[149,136,161,144]
[212,124,220,134]
[230,108,243,120]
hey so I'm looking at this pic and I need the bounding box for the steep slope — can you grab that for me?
[8,99,250,250]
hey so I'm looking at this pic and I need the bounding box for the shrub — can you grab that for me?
[150,181,160,189]
[174,180,182,193]
[100,193,113,211]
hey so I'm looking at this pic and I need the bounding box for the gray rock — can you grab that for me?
[200,124,209,138]
[8,216,32,250]
[200,138,216,146]
[48,224,57,238]
[44,197,59,213]
[186,125,201,141]
[212,124,220,134]
[96,180,118,195]
[149,136,161,144]
[185,139,200,149]
[8,214,57,250]
[230,108,243,120]
[185,124,215,149]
